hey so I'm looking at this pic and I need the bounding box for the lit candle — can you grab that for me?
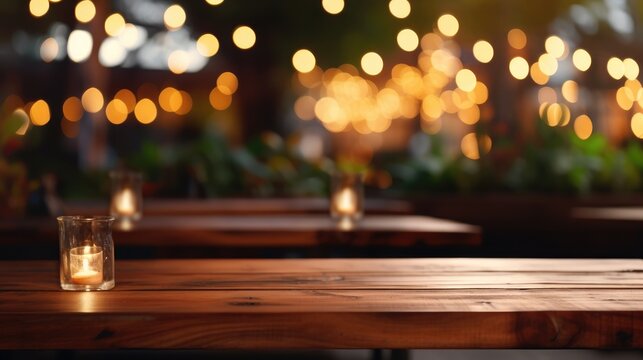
[334,187,357,216]
[113,187,136,216]
[70,246,103,285]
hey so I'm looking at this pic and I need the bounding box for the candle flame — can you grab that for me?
[114,187,136,215]
[335,187,357,215]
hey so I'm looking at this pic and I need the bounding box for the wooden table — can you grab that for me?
[1,258,642,349]
[573,207,643,221]
[63,198,413,216]
[0,215,481,249]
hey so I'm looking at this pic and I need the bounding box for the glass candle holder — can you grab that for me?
[330,172,364,222]
[58,216,115,291]
[110,171,143,222]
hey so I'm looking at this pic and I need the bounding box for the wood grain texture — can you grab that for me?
[0,258,642,349]
[0,215,481,248]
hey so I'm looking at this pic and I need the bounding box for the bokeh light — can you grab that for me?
[105,13,126,37]
[572,49,592,71]
[40,37,59,63]
[472,40,493,63]
[455,69,476,92]
[623,58,639,80]
[437,14,459,37]
[105,99,128,125]
[544,35,566,59]
[574,115,593,140]
[75,0,96,23]
[67,30,93,63]
[561,80,579,103]
[361,52,384,76]
[294,96,317,120]
[12,109,30,136]
[63,97,83,122]
[81,87,104,113]
[530,63,549,85]
[176,91,192,115]
[29,0,49,17]
[217,72,239,95]
[206,0,224,5]
[164,4,186,31]
[29,100,50,126]
[509,57,529,80]
[396,29,419,52]
[607,57,625,80]
[134,98,157,124]
[632,113,643,139]
[538,53,558,76]
[292,49,316,73]
[196,34,219,57]
[158,87,183,113]
[322,0,344,15]
[507,28,527,49]
[168,50,189,74]
[209,88,232,110]
[114,89,136,113]
[232,26,256,50]
[388,0,410,19]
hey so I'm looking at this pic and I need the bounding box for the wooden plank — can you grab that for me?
[573,207,643,221]
[0,259,642,349]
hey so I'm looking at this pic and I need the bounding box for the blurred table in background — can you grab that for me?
[62,198,413,216]
[0,214,480,259]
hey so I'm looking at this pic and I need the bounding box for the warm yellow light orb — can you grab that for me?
[232,26,256,50]
[472,40,493,63]
[105,13,126,36]
[217,72,239,95]
[437,14,459,37]
[574,115,593,140]
[509,57,529,80]
[105,99,128,124]
[322,0,344,15]
[29,0,49,17]
[134,98,157,124]
[455,69,477,92]
[29,100,50,126]
[388,0,410,19]
[607,57,625,80]
[292,49,316,73]
[196,34,219,57]
[81,87,104,113]
[507,28,527,49]
[572,49,592,72]
[361,52,384,76]
[164,4,186,31]
[75,0,96,23]
[396,29,419,52]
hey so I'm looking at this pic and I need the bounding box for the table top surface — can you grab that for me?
[1,258,642,349]
[0,214,481,248]
[573,206,643,221]
[64,198,413,215]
